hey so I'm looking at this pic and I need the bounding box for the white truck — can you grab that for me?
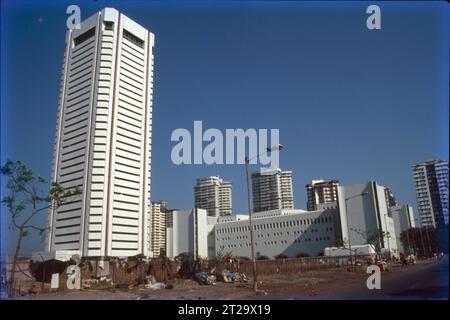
[324,244,376,257]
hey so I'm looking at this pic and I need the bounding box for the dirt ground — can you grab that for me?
[10,259,443,300]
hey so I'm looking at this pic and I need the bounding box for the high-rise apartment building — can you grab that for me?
[150,201,168,257]
[306,179,339,211]
[251,168,294,213]
[412,160,449,228]
[46,8,155,257]
[194,176,232,216]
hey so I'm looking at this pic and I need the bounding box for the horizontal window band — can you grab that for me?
[69,58,94,74]
[118,90,143,105]
[114,183,140,192]
[62,129,88,142]
[122,33,145,51]
[60,154,85,165]
[117,123,141,136]
[67,68,93,86]
[121,40,145,57]
[65,97,90,109]
[65,109,89,123]
[66,90,91,104]
[116,147,141,158]
[59,176,84,185]
[121,46,145,64]
[112,205,140,214]
[116,131,141,144]
[64,117,88,130]
[55,232,80,237]
[71,41,95,60]
[112,232,138,236]
[111,240,138,243]
[120,60,144,77]
[62,139,86,150]
[113,211,139,218]
[54,240,79,245]
[120,51,144,68]
[67,76,93,93]
[70,46,96,67]
[55,223,80,230]
[72,35,95,52]
[114,175,141,186]
[115,154,140,164]
[60,161,85,171]
[113,198,140,206]
[67,83,91,97]
[56,207,81,215]
[61,145,86,157]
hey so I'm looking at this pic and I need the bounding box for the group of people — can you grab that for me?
[433,252,446,260]
[398,253,416,266]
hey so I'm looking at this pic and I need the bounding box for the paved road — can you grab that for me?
[324,256,449,300]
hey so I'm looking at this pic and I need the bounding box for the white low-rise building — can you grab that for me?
[214,208,339,258]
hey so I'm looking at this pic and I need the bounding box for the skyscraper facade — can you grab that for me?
[252,168,294,213]
[306,179,339,211]
[412,160,449,228]
[194,176,232,216]
[46,8,155,257]
[150,201,168,257]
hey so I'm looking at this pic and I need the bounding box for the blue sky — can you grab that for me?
[1,1,448,255]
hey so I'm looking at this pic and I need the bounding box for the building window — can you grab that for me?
[74,27,95,46]
[104,21,114,31]
[122,29,145,49]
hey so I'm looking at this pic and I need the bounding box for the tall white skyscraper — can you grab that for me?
[46,8,155,257]
[251,168,294,213]
[194,176,232,217]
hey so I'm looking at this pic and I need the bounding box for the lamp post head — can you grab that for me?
[267,144,283,152]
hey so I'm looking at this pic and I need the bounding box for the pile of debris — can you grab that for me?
[219,271,248,283]
[178,255,249,286]
[25,253,250,293]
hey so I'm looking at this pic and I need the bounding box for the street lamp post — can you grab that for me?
[406,219,413,255]
[383,214,392,260]
[424,226,433,257]
[244,144,283,292]
[415,218,426,258]
[409,228,416,256]
[344,192,368,270]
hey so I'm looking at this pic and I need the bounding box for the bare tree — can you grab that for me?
[1,160,80,295]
